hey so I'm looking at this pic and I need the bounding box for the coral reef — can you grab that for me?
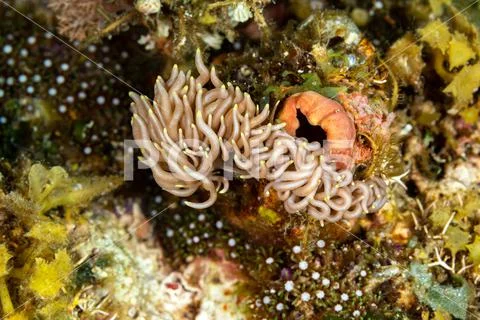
[0,161,249,319]
[0,162,122,319]
[3,0,480,319]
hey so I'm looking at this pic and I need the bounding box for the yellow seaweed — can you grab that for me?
[28,249,73,299]
[448,31,476,70]
[418,20,452,54]
[443,63,480,106]
[28,164,123,214]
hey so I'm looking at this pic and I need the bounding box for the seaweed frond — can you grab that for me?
[28,163,123,215]
[28,249,73,299]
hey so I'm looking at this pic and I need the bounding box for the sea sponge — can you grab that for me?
[130,50,387,221]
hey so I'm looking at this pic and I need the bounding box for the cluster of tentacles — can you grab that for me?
[130,50,387,222]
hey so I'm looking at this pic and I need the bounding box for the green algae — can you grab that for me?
[410,263,473,320]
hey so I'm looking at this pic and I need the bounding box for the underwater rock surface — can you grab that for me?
[1,0,480,319]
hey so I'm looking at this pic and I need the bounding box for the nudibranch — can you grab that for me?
[130,50,387,222]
